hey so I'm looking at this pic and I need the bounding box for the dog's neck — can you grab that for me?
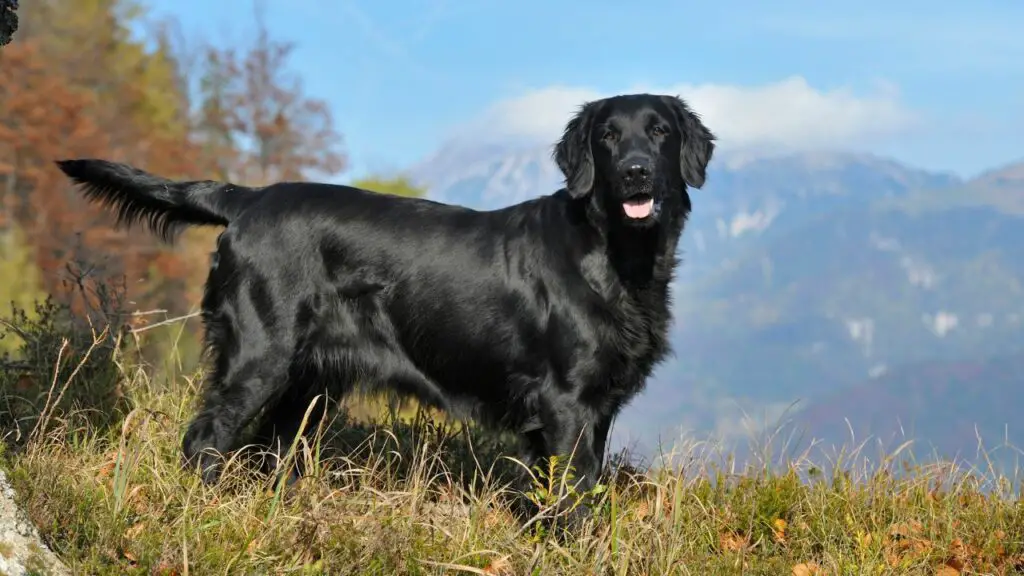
[582,188,686,292]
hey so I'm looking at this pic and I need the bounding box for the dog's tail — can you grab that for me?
[56,158,260,242]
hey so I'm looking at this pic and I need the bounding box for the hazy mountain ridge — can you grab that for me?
[794,349,1024,465]
[673,204,1024,419]
[412,142,564,208]
[882,159,1024,216]
[411,143,1024,458]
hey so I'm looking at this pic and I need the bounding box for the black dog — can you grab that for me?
[57,93,715,519]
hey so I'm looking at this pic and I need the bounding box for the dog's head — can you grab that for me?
[554,93,715,229]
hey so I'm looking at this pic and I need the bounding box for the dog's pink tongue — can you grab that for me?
[623,198,654,219]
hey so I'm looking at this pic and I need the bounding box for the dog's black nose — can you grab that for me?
[621,163,651,181]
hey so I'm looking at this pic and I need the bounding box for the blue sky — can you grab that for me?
[142,0,1024,181]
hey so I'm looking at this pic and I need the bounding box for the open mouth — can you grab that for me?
[622,193,655,220]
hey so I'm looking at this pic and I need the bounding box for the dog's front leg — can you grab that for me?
[592,412,614,479]
[519,395,604,530]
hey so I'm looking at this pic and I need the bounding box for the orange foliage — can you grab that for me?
[194,15,347,186]
[0,2,346,319]
[0,40,108,270]
[0,39,193,314]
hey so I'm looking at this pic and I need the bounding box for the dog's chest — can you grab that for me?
[568,292,669,414]
[599,288,671,381]
[579,257,673,367]
[620,290,668,349]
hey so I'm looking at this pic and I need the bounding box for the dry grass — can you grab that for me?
[3,330,1024,575]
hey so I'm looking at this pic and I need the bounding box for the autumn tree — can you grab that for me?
[15,1,193,168]
[351,175,428,198]
[195,3,347,186]
[0,0,202,320]
[193,48,242,181]
[0,40,108,263]
[1,0,351,346]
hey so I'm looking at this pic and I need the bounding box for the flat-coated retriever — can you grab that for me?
[56,93,715,522]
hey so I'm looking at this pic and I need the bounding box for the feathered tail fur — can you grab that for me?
[56,159,258,242]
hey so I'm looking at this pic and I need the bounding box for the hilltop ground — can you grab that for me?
[1,296,1022,575]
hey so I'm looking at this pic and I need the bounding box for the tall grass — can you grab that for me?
[2,285,1023,575]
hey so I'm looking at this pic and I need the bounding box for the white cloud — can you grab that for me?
[450,76,917,155]
[729,206,781,238]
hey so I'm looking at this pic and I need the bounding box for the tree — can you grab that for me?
[0,40,108,273]
[194,47,243,181]
[1,2,202,315]
[1,0,352,333]
[16,0,191,166]
[195,3,347,186]
[350,175,428,198]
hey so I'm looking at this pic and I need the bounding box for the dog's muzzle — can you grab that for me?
[618,160,655,220]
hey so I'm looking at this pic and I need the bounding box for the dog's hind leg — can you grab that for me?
[182,326,294,485]
[249,364,340,485]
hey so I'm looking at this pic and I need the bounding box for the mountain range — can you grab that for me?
[409,142,1024,465]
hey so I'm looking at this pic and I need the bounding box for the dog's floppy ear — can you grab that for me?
[664,95,716,189]
[553,101,597,199]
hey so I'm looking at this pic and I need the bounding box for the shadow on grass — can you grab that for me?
[228,396,647,523]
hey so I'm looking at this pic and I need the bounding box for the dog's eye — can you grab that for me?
[602,131,618,142]
[652,126,669,136]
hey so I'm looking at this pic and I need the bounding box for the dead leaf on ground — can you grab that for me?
[483,555,514,575]
[121,549,138,567]
[152,562,181,576]
[889,520,923,539]
[719,531,749,553]
[633,500,650,522]
[773,518,788,544]
[124,521,145,539]
[792,561,823,575]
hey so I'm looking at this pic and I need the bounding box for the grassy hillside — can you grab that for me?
[2,297,1023,575]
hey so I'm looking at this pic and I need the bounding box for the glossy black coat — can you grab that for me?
[56,93,715,523]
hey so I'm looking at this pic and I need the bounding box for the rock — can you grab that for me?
[0,468,70,576]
